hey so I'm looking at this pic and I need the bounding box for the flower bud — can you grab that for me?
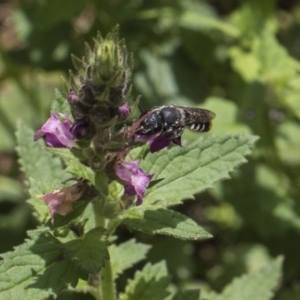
[71,26,132,108]
[39,181,86,222]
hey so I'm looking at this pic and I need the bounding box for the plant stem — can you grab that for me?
[92,197,106,228]
[92,196,117,300]
[107,218,121,236]
[100,260,116,300]
[92,169,118,300]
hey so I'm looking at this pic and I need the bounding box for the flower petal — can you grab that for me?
[134,132,182,153]
[115,159,153,205]
[130,171,154,205]
[70,118,94,140]
[40,181,86,221]
[40,190,66,220]
[56,202,74,216]
[34,113,75,148]
[116,160,140,182]
[149,138,172,153]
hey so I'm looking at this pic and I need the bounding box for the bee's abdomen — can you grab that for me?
[187,121,212,132]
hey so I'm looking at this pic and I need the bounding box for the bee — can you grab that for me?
[135,105,216,138]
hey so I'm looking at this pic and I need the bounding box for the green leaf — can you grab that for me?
[0,230,83,300]
[276,283,300,300]
[134,50,179,102]
[0,175,24,202]
[122,206,211,240]
[63,227,109,275]
[283,76,300,119]
[209,257,283,300]
[50,200,90,229]
[16,121,67,184]
[228,2,275,37]
[254,29,295,82]
[276,121,300,165]
[142,134,258,206]
[27,177,91,225]
[221,163,300,236]
[51,89,72,117]
[35,0,88,31]
[46,147,95,183]
[179,2,240,37]
[229,47,260,82]
[110,239,151,279]
[172,289,200,300]
[107,181,124,203]
[120,262,170,300]
[27,178,57,223]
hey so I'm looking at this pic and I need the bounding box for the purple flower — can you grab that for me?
[39,181,86,222]
[118,103,131,118]
[70,118,95,140]
[149,136,182,153]
[134,133,182,153]
[115,159,153,205]
[34,113,75,148]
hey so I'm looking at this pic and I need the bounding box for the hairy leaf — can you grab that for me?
[27,178,57,223]
[50,200,90,229]
[51,89,72,116]
[0,230,83,300]
[120,262,170,300]
[46,147,94,183]
[122,206,211,240]
[16,121,66,184]
[110,239,151,279]
[63,227,109,275]
[27,177,91,225]
[142,134,258,206]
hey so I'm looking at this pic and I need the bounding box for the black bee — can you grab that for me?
[135,105,216,138]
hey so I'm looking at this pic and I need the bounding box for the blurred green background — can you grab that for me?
[1,0,300,299]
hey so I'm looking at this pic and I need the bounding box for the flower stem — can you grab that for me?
[92,197,106,228]
[107,218,121,236]
[92,169,118,300]
[100,260,116,300]
[91,201,116,300]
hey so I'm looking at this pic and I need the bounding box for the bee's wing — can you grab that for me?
[178,107,216,132]
[194,109,216,121]
[206,109,216,119]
